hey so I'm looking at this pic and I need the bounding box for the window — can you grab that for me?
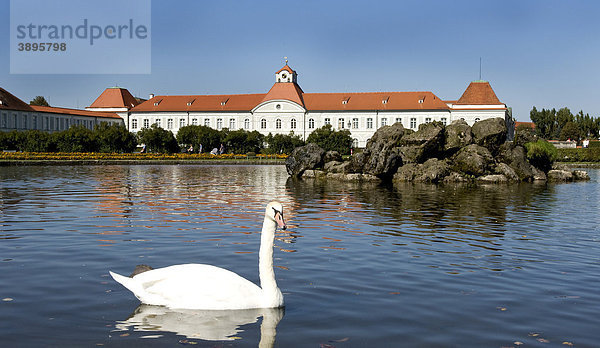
[381,118,387,126]
[352,138,359,148]
[204,118,210,127]
[324,118,331,126]
[155,118,161,128]
[308,118,315,129]
[180,119,186,128]
[475,117,481,122]
[32,115,37,129]
[276,119,282,129]
[261,118,266,129]
[425,117,431,123]
[367,118,373,129]
[291,118,297,129]
[216,118,223,130]
[167,119,173,129]
[352,118,358,129]
[14,114,18,129]
[441,117,447,125]
[23,115,28,129]
[244,118,250,129]
[59,118,64,130]
[410,117,417,129]
[338,118,345,129]
[229,119,235,129]
[1,113,6,128]
[192,118,197,126]
[45,116,49,130]
[395,117,402,125]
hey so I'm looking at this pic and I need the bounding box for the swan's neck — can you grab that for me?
[259,217,278,295]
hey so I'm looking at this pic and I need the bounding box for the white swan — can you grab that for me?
[110,202,286,310]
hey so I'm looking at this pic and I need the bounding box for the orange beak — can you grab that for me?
[275,212,287,230]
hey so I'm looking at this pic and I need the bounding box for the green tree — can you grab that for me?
[306,124,353,154]
[223,129,264,154]
[23,130,55,152]
[29,96,50,106]
[94,122,137,153]
[138,124,179,153]
[554,107,573,139]
[176,125,222,152]
[559,121,581,142]
[530,107,556,139]
[264,132,304,154]
[525,139,557,171]
[54,125,98,152]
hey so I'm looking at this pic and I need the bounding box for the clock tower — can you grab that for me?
[275,60,297,83]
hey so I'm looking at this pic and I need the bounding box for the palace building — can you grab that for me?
[0,87,124,133]
[3,64,512,148]
[114,64,512,147]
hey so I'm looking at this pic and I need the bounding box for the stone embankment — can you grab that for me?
[286,118,589,184]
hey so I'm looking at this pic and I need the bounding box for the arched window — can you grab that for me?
[475,117,480,122]
[291,118,296,129]
[308,118,315,129]
[352,138,359,148]
[276,119,282,129]
[261,118,266,129]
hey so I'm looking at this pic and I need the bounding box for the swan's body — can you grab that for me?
[110,202,286,310]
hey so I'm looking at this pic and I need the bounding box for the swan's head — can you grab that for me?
[266,202,286,230]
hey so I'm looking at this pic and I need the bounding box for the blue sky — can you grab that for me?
[1,0,599,121]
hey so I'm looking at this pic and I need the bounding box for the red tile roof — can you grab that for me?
[0,87,34,112]
[131,94,266,112]
[131,89,450,113]
[456,81,502,105]
[515,121,535,129]
[31,105,121,119]
[303,91,449,111]
[276,64,296,74]
[89,87,139,109]
[260,82,305,106]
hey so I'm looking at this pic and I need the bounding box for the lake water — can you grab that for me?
[1,165,599,347]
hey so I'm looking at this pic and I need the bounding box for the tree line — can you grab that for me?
[529,107,600,141]
[1,123,354,155]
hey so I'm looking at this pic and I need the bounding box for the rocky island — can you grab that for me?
[286,118,589,184]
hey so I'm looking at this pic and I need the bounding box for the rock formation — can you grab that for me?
[285,118,590,184]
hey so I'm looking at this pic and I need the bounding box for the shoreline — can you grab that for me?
[0,159,285,166]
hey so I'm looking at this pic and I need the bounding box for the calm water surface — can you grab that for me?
[1,165,599,347]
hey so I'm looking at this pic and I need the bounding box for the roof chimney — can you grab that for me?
[149,93,154,99]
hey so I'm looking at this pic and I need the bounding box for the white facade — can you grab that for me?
[1,108,123,133]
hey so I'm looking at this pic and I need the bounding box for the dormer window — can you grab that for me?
[187,102,192,106]
[220,98,229,106]
[418,95,425,104]
[186,99,195,106]
[342,97,350,105]
[153,100,161,106]
[382,97,389,104]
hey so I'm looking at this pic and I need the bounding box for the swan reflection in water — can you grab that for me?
[115,304,284,345]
